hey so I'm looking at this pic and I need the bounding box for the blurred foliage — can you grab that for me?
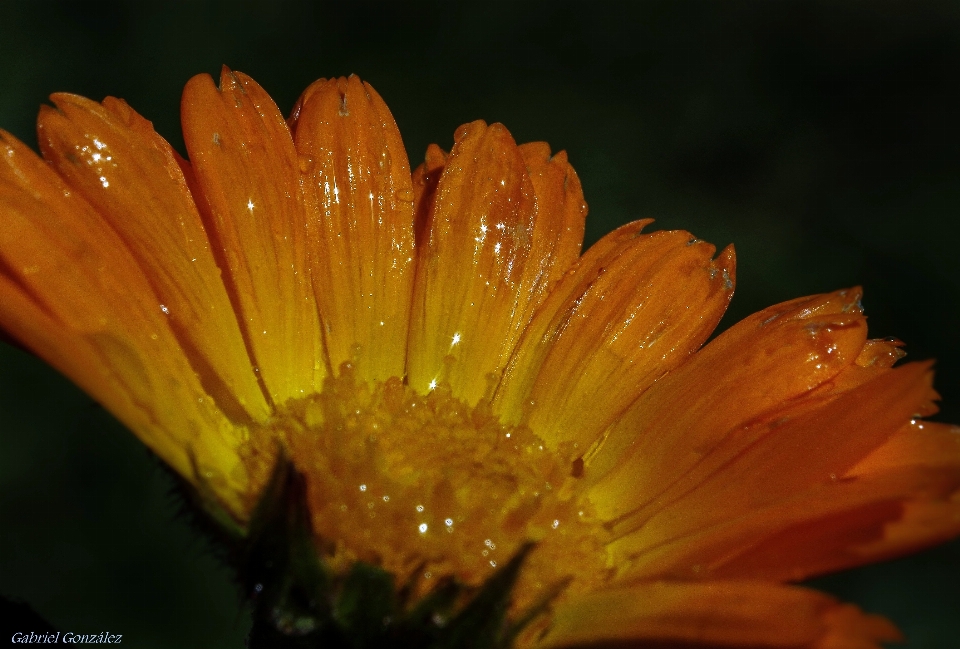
[0,0,958,646]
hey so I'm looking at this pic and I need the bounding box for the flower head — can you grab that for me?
[2,69,959,648]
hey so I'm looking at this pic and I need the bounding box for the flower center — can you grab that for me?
[244,363,611,611]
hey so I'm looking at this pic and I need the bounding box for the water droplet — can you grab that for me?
[418,523,428,534]
[722,269,733,290]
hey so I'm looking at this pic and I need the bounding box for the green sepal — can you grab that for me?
[333,562,397,647]
[428,543,534,649]
[180,455,566,649]
[400,574,459,637]
[243,455,337,644]
[501,575,572,648]
[153,451,245,562]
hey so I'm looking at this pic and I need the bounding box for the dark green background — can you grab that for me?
[1,1,959,646]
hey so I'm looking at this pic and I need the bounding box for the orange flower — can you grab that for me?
[2,69,959,648]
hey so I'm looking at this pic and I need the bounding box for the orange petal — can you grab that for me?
[611,454,960,583]
[588,289,871,519]
[607,362,938,567]
[604,343,929,543]
[515,142,587,303]
[406,120,586,403]
[807,336,910,399]
[494,222,734,451]
[494,220,650,423]
[851,419,960,475]
[541,581,900,649]
[290,75,416,382]
[0,131,251,517]
[841,420,960,561]
[36,92,269,422]
[0,272,190,474]
[710,481,960,583]
[410,142,448,248]
[676,362,936,524]
[181,69,324,404]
